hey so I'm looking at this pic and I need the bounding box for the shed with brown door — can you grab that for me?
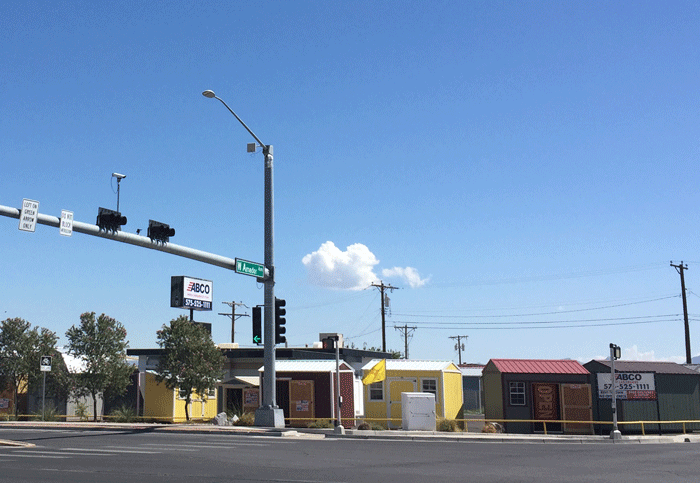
[259,360,355,427]
[483,359,593,434]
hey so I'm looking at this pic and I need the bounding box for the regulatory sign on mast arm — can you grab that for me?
[18,199,39,232]
[60,210,74,237]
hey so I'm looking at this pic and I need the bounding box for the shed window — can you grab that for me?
[509,382,526,405]
[422,379,437,395]
[369,382,383,401]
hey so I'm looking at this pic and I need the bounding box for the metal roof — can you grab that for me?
[488,359,589,375]
[259,360,353,373]
[586,360,700,375]
[460,367,484,377]
[361,359,460,372]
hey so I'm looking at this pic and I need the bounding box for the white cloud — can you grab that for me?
[302,241,380,291]
[381,266,430,288]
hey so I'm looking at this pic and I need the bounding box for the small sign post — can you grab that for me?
[40,356,52,421]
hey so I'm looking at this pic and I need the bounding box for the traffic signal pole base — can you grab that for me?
[610,430,622,440]
[254,406,285,428]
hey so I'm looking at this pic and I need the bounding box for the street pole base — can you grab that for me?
[610,430,622,440]
[254,407,285,428]
[334,425,345,435]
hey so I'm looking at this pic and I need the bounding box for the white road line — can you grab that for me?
[139,442,271,448]
[60,447,162,454]
[0,453,69,459]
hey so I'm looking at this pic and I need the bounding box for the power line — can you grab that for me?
[405,318,680,330]
[392,295,679,319]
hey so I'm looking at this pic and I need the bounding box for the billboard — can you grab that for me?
[171,276,213,311]
[596,372,656,400]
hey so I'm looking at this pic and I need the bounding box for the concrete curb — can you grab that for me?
[1,421,698,444]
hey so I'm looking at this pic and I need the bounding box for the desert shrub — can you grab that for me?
[74,401,90,421]
[233,412,255,426]
[307,418,333,428]
[437,419,459,432]
[110,404,136,423]
[31,402,61,422]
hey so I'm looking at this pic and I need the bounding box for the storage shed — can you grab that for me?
[584,360,700,434]
[260,360,355,427]
[483,359,593,434]
[362,359,463,429]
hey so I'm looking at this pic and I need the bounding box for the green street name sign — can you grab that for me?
[235,258,266,278]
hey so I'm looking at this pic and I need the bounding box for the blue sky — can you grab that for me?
[1,0,699,365]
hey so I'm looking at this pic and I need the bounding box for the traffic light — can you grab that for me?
[147,219,175,244]
[96,207,127,232]
[252,306,262,345]
[610,343,621,360]
[275,298,286,344]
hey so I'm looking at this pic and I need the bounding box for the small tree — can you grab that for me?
[155,316,224,421]
[66,312,132,421]
[0,318,63,417]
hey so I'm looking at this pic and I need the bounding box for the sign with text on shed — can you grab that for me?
[596,372,656,400]
[19,199,39,232]
[170,276,213,311]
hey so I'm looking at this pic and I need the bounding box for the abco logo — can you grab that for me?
[187,282,210,294]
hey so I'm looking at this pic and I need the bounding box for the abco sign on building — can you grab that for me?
[170,276,213,311]
[596,372,657,400]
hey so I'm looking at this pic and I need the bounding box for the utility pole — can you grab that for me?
[449,335,469,365]
[371,281,399,352]
[394,324,416,359]
[671,261,691,364]
[219,301,248,344]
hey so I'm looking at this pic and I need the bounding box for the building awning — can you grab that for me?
[221,376,259,386]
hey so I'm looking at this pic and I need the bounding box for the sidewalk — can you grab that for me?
[2,421,699,446]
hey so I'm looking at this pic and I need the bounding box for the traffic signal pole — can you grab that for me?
[0,204,238,270]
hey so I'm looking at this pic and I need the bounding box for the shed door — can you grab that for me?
[560,383,593,434]
[289,380,314,427]
[388,378,416,429]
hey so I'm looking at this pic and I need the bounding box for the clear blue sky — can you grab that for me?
[2,0,699,365]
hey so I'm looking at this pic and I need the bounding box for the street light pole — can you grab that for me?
[202,90,284,427]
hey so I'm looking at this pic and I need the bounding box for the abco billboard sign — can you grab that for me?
[171,276,213,311]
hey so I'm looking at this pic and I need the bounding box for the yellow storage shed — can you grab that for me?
[142,371,218,422]
[362,359,463,428]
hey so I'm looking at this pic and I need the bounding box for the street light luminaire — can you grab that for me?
[202,90,216,99]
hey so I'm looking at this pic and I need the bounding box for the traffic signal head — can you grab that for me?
[252,306,262,345]
[96,207,127,232]
[275,298,286,345]
[147,219,175,244]
[610,343,621,360]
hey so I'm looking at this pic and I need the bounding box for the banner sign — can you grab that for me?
[596,372,656,400]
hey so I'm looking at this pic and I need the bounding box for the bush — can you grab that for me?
[307,418,334,428]
[110,404,137,423]
[74,401,90,421]
[233,412,255,426]
[437,419,459,432]
[356,421,385,430]
[31,402,62,422]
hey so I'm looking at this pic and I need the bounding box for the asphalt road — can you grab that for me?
[1,427,699,483]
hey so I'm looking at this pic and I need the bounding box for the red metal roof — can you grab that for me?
[489,359,589,375]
